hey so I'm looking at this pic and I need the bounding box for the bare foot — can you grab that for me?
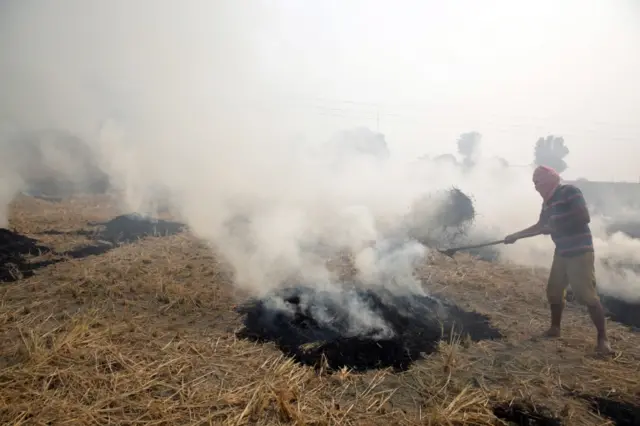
[543,327,561,338]
[595,339,614,356]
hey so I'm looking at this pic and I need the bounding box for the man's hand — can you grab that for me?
[504,233,519,244]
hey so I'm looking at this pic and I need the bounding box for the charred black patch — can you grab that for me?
[588,397,640,426]
[9,215,186,276]
[1,228,121,282]
[0,229,51,282]
[90,214,185,244]
[591,257,640,330]
[492,400,563,426]
[235,286,502,372]
[38,214,185,244]
[565,288,640,331]
[567,392,640,426]
[600,295,640,331]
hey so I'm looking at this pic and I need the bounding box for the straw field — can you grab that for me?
[1,195,639,425]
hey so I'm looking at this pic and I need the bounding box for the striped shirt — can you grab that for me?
[539,184,594,257]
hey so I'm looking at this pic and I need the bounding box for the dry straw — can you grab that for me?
[1,195,639,425]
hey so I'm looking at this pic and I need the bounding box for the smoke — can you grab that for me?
[0,124,23,226]
[457,131,482,169]
[1,0,639,312]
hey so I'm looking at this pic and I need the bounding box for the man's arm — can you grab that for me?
[504,208,550,243]
[505,222,548,242]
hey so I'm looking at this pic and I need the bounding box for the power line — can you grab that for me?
[261,94,640,131]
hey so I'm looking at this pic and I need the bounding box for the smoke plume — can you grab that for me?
[1,0,639,312]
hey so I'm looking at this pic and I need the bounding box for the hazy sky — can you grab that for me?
[2,0,640,298]
[1,0,639,181]
[254,0,640,180]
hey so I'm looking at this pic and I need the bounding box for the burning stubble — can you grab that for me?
[235,284,503,372]
[1,1,640,318]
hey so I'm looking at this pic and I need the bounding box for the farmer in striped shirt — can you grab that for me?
[504,165,613,355]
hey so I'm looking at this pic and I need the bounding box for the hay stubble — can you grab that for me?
[1,195,640,425]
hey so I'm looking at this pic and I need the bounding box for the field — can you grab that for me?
[1,195,640,425]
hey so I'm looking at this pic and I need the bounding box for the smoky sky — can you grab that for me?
[1,0,640,302]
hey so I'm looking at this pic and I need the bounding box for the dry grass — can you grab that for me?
[1,195,640,425]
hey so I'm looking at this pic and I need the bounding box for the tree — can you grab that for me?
[328,127,390,161]
[433,153,459,166]
[534,135,569,173]
[457,131,481,169]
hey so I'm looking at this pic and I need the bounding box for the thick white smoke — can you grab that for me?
[1,0,639,311]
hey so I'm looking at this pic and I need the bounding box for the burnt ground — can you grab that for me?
[492,400,563,426]
[88,213,185,243]
[475,254,640,332]
[41,213,186,243]
[2,198,186,283]
[1,194,640,425]
[565,288,640,331]
[236,286,502,372]
[586,396,640,426]
[600,295,640,331]
[596,259,640,331]
[0,228,51,281]
[568,391,640,426]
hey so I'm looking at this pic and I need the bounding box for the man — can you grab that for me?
[504,165,613,355]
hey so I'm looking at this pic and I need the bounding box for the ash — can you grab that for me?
[236,285,502,372]
[1,228,49,282]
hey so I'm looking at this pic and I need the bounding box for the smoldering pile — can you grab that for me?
[233,186,505,372]
[403,187,501,261]
[0,228,49,282]
[405,187,476,246]
[88,213,185,244]
[235,284,502,372]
